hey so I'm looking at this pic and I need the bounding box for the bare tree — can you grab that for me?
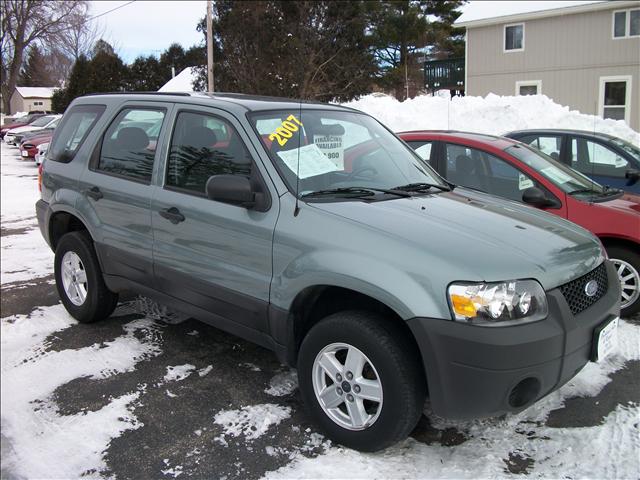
[1,0,88,113]
[55,4,103,62]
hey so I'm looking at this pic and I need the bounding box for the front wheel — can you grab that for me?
[608,246,640,317]
[297,310,426,451]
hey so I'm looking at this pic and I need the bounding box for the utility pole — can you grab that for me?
[206,0,215,92]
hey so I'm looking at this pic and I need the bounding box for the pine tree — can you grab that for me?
[51,54,91,112]
[127,55,165,91]
[19,45,54,86]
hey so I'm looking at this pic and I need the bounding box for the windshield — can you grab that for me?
[611,138,640,163]
[249,109,446,199]
[505,144,610,195]
[30,115,55,127]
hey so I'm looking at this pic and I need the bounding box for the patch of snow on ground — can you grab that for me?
[164,364,196,383]
[265,369,298,396]
[0,304,163,478]
[198,365,213,377]
[342,93,639,144]
[214,404,292,441]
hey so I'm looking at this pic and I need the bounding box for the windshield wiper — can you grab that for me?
[569,187,620,196]
[301,186,411,199]
[392,182,452,192]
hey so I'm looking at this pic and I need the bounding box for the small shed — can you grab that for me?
[9,87,57,114]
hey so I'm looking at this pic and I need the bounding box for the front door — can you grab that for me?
[151,106,279,333]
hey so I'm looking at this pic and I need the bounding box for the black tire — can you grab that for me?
[297,310,426,451]
[54,231,118,323]
[607,246,640,317]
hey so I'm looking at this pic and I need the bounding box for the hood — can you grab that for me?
[8,125,40,134]
[310,188,604,291]
[601,192,640,215]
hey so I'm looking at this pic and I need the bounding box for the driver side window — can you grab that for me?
[571,137,628,178]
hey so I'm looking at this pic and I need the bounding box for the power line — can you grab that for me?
[89,1,137,21]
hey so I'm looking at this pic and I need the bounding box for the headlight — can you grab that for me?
[448,280,548,326]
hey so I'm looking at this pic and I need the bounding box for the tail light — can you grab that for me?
[38,164,43,192]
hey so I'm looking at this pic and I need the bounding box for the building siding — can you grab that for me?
[9,91,52,115]
[466,6,640,130]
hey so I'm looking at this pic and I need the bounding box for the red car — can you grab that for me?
[19,133,52,159]
[0,112,47,139]
[399,131,640,316]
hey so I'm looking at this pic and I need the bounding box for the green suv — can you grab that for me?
[36,93,620,451]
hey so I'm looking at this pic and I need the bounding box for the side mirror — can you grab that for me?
[625,169,640,185]
[522,187,555,208]
[206,175,255,208]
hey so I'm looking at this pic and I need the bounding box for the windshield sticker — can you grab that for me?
[277,144,340,179]
[541,166,573,184]
[313,134,344,169]
[269,114,303,147]
[518,174,534,190]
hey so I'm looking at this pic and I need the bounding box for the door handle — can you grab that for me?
[159,207,185,224]
[85,186,103,201]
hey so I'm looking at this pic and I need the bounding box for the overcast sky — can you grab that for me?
[89,1,602,63]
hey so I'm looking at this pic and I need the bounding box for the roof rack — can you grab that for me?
[80,91,193,97]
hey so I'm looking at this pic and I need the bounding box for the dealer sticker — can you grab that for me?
[596,317,618,362]
[313,134,344,169]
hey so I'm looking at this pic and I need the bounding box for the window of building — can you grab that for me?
[166,111,253,196]
[598,76,632,124]
[613,8,640,38]
[504,23,524,51]
[97,108,165,182]
[515,80,541,96]
[33,101,43,106]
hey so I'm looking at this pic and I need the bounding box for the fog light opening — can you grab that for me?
[508,377,541,408]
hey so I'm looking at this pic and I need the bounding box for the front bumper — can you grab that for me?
[407,260,621,419]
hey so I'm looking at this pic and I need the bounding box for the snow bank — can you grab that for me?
[158,67,198,93]
[342,93,640,144]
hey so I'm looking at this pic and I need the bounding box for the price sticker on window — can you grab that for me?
[313,134,344,169]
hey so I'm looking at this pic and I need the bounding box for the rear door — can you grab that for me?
[568,135,639,193]
[151,105,278,333]
[78,102,171,284]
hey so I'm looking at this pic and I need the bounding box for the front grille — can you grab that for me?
[559,262,608,315]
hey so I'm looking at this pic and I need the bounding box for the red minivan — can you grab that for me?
[399,131,640,316]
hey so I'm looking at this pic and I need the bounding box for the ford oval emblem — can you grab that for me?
[585,280,598,297]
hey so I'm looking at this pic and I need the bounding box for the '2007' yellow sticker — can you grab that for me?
[269,114,303,147]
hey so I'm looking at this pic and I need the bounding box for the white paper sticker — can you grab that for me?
[541,166,574,185]
[313,134,344,169]
[277,144,340,179]
[518,173,534,190]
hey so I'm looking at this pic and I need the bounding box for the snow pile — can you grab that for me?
[264,369,298,397]
[342,93,640,144]
[0,304,163,478]
[214,404,292,441]
[158,67,198,93]
[163,364,196,383]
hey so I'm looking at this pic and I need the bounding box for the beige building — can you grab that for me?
[457,1,640,131]
[9,86,56,114]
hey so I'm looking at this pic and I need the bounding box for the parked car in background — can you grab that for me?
[36,93,619,451]
[13,119,59,146]
[400,131,640,316]
[20,133,53,160]
[505,130,640,194]
[4,115,61,145]
[0,112,47,139]
[35,141,49,166]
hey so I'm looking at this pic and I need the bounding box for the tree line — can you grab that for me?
[2,0,466,114]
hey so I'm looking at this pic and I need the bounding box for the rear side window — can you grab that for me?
[166,111,252,195]
[96,108,165,182]
[49,104,105,163]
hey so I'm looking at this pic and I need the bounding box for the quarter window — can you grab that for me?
[504,24,524,51]
[49,104,105,163]
[406,141,434,164]
[97,108,165,182]
[166,111,252,195]
[613,9,640,38]
[522,135,562,160]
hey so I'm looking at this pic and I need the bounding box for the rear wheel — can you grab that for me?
[607,246,640,317]
[297,310,426,451]
[54,231,118,323]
